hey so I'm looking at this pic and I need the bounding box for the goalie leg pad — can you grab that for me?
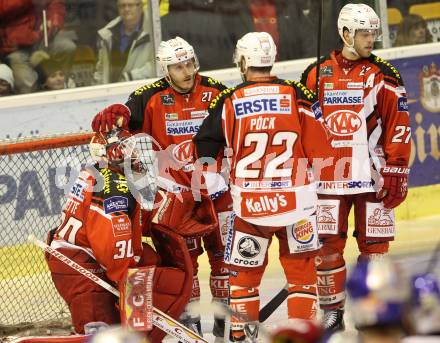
[147,225,194,343]
[70,291,119,334]
[47,248,119,334]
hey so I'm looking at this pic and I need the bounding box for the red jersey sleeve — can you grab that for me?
[375,57,411,166]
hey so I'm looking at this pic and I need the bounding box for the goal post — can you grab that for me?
[0,132,93,335]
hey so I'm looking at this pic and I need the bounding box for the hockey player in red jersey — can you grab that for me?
[300,3,411,332]
[91,37,232,339]
[194,32,328,341]
[46,129,203,343]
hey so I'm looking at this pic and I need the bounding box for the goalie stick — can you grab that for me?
[28,235,208,343]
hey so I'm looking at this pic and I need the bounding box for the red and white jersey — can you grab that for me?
[301,51,411,195]
[195,77,327,226]
[51,166,147,283]
[125,74,226,192]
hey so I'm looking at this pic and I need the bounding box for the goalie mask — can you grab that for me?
[156,37,200,93]
[90,130,158,209]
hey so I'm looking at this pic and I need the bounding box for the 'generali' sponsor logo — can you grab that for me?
[241,192,296,217]
[172,139,194,163]
[325,110,362,136]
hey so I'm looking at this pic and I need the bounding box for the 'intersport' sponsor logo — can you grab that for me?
[165,119,203,136]
[233,94,291,118]
[242,180,292,188]
[318,181,373,189]
[323,90,363,106]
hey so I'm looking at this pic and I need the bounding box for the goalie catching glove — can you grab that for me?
[151,189,217,237]
[92,103,131,132]
[376,165,410,209]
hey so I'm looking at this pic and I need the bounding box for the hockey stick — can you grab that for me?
[28,235,208,343]
[259,283,288,322]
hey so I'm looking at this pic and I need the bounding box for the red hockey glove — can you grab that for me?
[91,103,131,132]
[376,165,410,209]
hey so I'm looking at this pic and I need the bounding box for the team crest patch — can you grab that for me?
[366,202,395,238]
[320,66,333,77]
[420,62,440,112]
[161,94,175,105]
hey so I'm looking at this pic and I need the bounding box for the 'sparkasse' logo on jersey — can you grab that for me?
[165,119,204,136]
[233,94,292,118]
[323,90,363,105]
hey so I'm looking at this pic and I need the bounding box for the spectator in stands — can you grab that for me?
[0,0,77,94]
[0,64,15,96]
[395,14,433,46]
[161,0,235,70]
[31,50,74,91]
[94,0,155,84]
[219,0,323,62]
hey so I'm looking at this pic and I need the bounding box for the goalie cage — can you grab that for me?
[0,132,94,338]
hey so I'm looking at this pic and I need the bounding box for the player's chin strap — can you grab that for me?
[341,32,359,58]
[28,235,208,343]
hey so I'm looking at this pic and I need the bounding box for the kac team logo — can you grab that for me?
[292,220,315,244]
[238,236,261,258]
[325,110,362,136]
[172,140,194,164]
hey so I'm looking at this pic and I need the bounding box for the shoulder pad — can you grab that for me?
[209,86,236,110]
[200,75,227,91]
[371,55,402,80]
[283,80,316,101]
[132,79,168,97]
[97,167,130,196]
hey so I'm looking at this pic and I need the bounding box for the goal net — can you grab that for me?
[0,132,93,336]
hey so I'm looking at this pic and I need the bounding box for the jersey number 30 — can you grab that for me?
[235,131,298,179]
[114,239,134,259]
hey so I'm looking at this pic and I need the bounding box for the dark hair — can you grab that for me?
[248,66,273,74]
[394,14,433,47]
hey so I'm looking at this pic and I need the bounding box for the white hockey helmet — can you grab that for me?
[156,36,199,81]
[233,32,277,77]
[337,3,381,49]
